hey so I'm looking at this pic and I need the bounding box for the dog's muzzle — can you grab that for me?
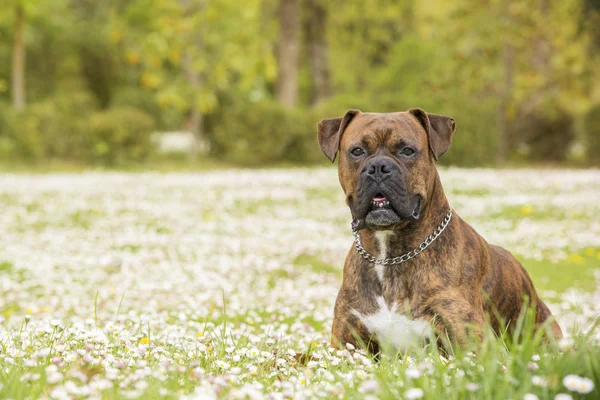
[351,157,420,230]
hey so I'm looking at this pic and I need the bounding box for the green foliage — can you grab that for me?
[11,92,95,159]
[112,87,175,130]
[311,94,378,118]
[585,104,600,164]
[212,100,314,165]
[0,0,598,167]
[88,107,156,165]
[365,35,449,112]
[438,96,499,167]
[0,100,17,157]
[0,100,15,133]
[511,104,576,162]
[352,34,499,166]
[327,0,416,93]
[1,92,155,165]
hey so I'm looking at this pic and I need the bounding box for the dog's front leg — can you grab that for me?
[426,294,486,348]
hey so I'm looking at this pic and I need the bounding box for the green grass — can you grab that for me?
[522,249,600,294]
[293,253,339,275]
[0,156,596,174]
[0,157,330,173]
[0,157,233,173]
[493,204,595,222]
[0,169,598,399]
[0,307,598,400]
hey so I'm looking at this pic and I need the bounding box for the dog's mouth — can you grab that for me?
[370,193,391,210]
[354,193,421,231]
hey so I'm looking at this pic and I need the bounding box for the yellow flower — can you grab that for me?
[140,337,150,345]
[584,248,595,257]
[126,51,140,65]
[149,56,162,68]
[520,205,534,216]
[109,29,123,43]
[567,254,584,264]
[140,72,162,89]
[168,49,181,64]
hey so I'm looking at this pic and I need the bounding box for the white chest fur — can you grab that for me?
[352,296,431,352]
[373,230,393,282]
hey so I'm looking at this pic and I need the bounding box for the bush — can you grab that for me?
[0,100,17,157]
[311,94,499,167]
[3,93,155,165]
[212,100,314,165]
[9,92,95,159]
[88,107,156,165]
[112,88,181,131]
[435,95,498,167]
[0,100,14,133]
[510,104,575,162]
[585,104,600,165]
[311,94,380,118]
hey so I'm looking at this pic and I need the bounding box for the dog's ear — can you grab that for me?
[317,109,360,162]
[408,108,456,161]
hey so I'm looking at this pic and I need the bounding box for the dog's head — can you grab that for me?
[317,109,455,230]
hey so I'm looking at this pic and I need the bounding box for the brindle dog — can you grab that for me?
[317,109,562,354]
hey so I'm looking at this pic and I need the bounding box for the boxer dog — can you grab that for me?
[317,109,562,354]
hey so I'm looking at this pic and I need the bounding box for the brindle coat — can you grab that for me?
[317,109,562,353]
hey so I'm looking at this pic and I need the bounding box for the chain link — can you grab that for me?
[352,208,453,265]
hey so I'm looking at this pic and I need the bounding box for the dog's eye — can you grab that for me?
[350,147,366,157]
[399,147,416,157]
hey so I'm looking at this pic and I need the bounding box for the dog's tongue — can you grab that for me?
[373,194,387,202]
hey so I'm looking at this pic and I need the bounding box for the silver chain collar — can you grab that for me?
[352,208,453,265]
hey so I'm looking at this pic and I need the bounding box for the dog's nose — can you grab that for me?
[364,159,394,178]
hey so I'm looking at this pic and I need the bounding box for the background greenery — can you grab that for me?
[1,0,600,167]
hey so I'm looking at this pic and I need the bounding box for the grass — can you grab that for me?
[1,156,596,174]
[522,249,600,294]
[0,156,328,174]
[0,302,598,399]
[0,168,598,399]
[293,253,339,275]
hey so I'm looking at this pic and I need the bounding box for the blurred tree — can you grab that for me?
[585,105,600,164]
[71,0,116,109]
[327,0,415,94]
[4,0,75,107]
[303,0,331,105]
[118,0,277,153]
[9,1,26,109]
[440,0,590,163]
[584,0,600,48]
[180,0,205,159]
[0,0,598,166]
[582,0,600,164]
[276,0,300,107]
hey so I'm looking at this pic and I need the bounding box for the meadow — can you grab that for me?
[0,167,598,399]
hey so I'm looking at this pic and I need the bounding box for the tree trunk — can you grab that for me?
[496,43,514,164]
[304,0,331,106]
[12,4,26,110]
[276,0,300,107]
[72,0,114,108]
[180,0,204,162]
[183,51,203,162]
